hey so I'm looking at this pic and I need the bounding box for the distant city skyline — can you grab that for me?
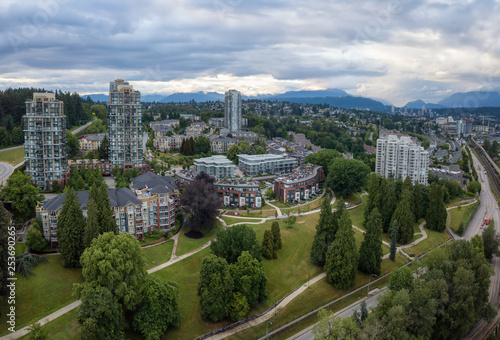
[1,0,500,106]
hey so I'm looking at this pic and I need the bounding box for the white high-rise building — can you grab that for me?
[224,89,241,132]
[375,135,428,184]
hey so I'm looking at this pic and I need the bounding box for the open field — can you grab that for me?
[0,256,83,336]
[0,147,24,165]
[18,310,80,340]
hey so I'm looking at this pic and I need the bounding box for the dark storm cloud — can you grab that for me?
[0,0,499,104]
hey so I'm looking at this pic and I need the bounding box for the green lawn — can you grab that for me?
[143,240,174,268]
[348,199,366,228]
[15,242,26,256]
[448,202,479,233]
[19,309,80,340]
[175,225,220,256]
[0,256,83,336]
[405,228,451,257]
[282,197,324,215]
[0,147,24,165]
[221,216,263,226]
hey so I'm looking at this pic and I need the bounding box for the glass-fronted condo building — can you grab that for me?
[24,93,68,190]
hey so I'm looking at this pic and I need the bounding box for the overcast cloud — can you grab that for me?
[0,0,499,105]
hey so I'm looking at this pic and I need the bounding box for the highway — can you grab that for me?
[288,149,500,340]
[0,120,93,185]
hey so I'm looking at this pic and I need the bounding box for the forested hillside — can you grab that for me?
[0,88,93,147]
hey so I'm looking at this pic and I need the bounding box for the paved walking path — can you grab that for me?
[212,273,327,340]
[266,201,283,216]
[1,301,82,340]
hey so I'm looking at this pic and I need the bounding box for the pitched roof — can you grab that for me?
[42,188,141,211]
[131,172,177,194]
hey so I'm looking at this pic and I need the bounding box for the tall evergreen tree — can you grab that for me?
[262,230,276,260]
[390,221,398,261]
[57,188,86,267]
[358,208,383,275]
[97,184,117,234]
[413,183,427,221]
[391,185,415,244]
[271,221,282,250]
[324,208,357,289]
[364,174,381,227]
[378,178,396,233]
[310,197,334,266]
[84,185,100,248]
[426,182,447,232]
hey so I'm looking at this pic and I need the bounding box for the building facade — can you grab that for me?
[238,154,298,176]
[24,93,69,190]
[375,135,429,184]
[68,159,150,176]
[154,135,187,152]
[210,136,237,153]
[194,155,236,178]
[274,165,324,202]
[108,79,143,168]
[176,170,262,208]
[224,89,242,132]
[37,173,177,247]
[185,122,207,136]
[79,133,107,152]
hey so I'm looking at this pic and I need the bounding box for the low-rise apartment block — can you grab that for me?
[274,165,324,202]
[238,154,298,176]
[150,119,179,129]
[79,133,107,152]
[185,122,207,136]
[210,136,237,153]
[154,135,188,152]
[37,173,178,247]
[68,159,150,175]
[194,155,236,178]
[176,169,262,208]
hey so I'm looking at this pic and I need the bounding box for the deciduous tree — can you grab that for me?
[230,251,267,309]
[325,158,370,198]
[181,171,220,233]
[197,255,234,322]
[132,276,181,340]
[482,222,500,260]
[211,224,262,263]
[0,171,44,222]
[76,232,146,311]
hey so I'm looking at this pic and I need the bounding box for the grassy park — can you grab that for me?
[221,216,264,226]
[143,240,174,267]
[0,147,24,165]
[175,224,221,256]
[0,256,83,336]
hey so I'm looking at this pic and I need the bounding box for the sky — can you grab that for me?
[1,0,500,106]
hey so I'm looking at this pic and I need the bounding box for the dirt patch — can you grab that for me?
[297,221,306,224]
[184,230,204,239]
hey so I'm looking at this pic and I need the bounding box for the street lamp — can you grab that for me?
[367,274,378,294]
[266,320,273,340]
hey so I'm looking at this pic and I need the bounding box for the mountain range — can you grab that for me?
[84,89,500,111]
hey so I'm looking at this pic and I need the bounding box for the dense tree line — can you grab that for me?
[227,141,266,164]
[180,136,211,156]
[483,139,499,159]
[0,171,44,222]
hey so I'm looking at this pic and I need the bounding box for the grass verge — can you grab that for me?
[143,240,174,268]
[175,224,220,256]
[0,147,24,165]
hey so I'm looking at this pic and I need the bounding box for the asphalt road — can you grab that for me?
[0,162,14,186]
[288,150,500,340]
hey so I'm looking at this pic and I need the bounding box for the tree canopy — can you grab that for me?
[325,158,370,198]
[0,171,44,222]
[211,224,262,263]
[57,188,86,267]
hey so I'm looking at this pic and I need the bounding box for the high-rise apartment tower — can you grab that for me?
[375,135,428,184]
[24,93,68,190]
[224,89,242,132]
[108,79,143,168]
